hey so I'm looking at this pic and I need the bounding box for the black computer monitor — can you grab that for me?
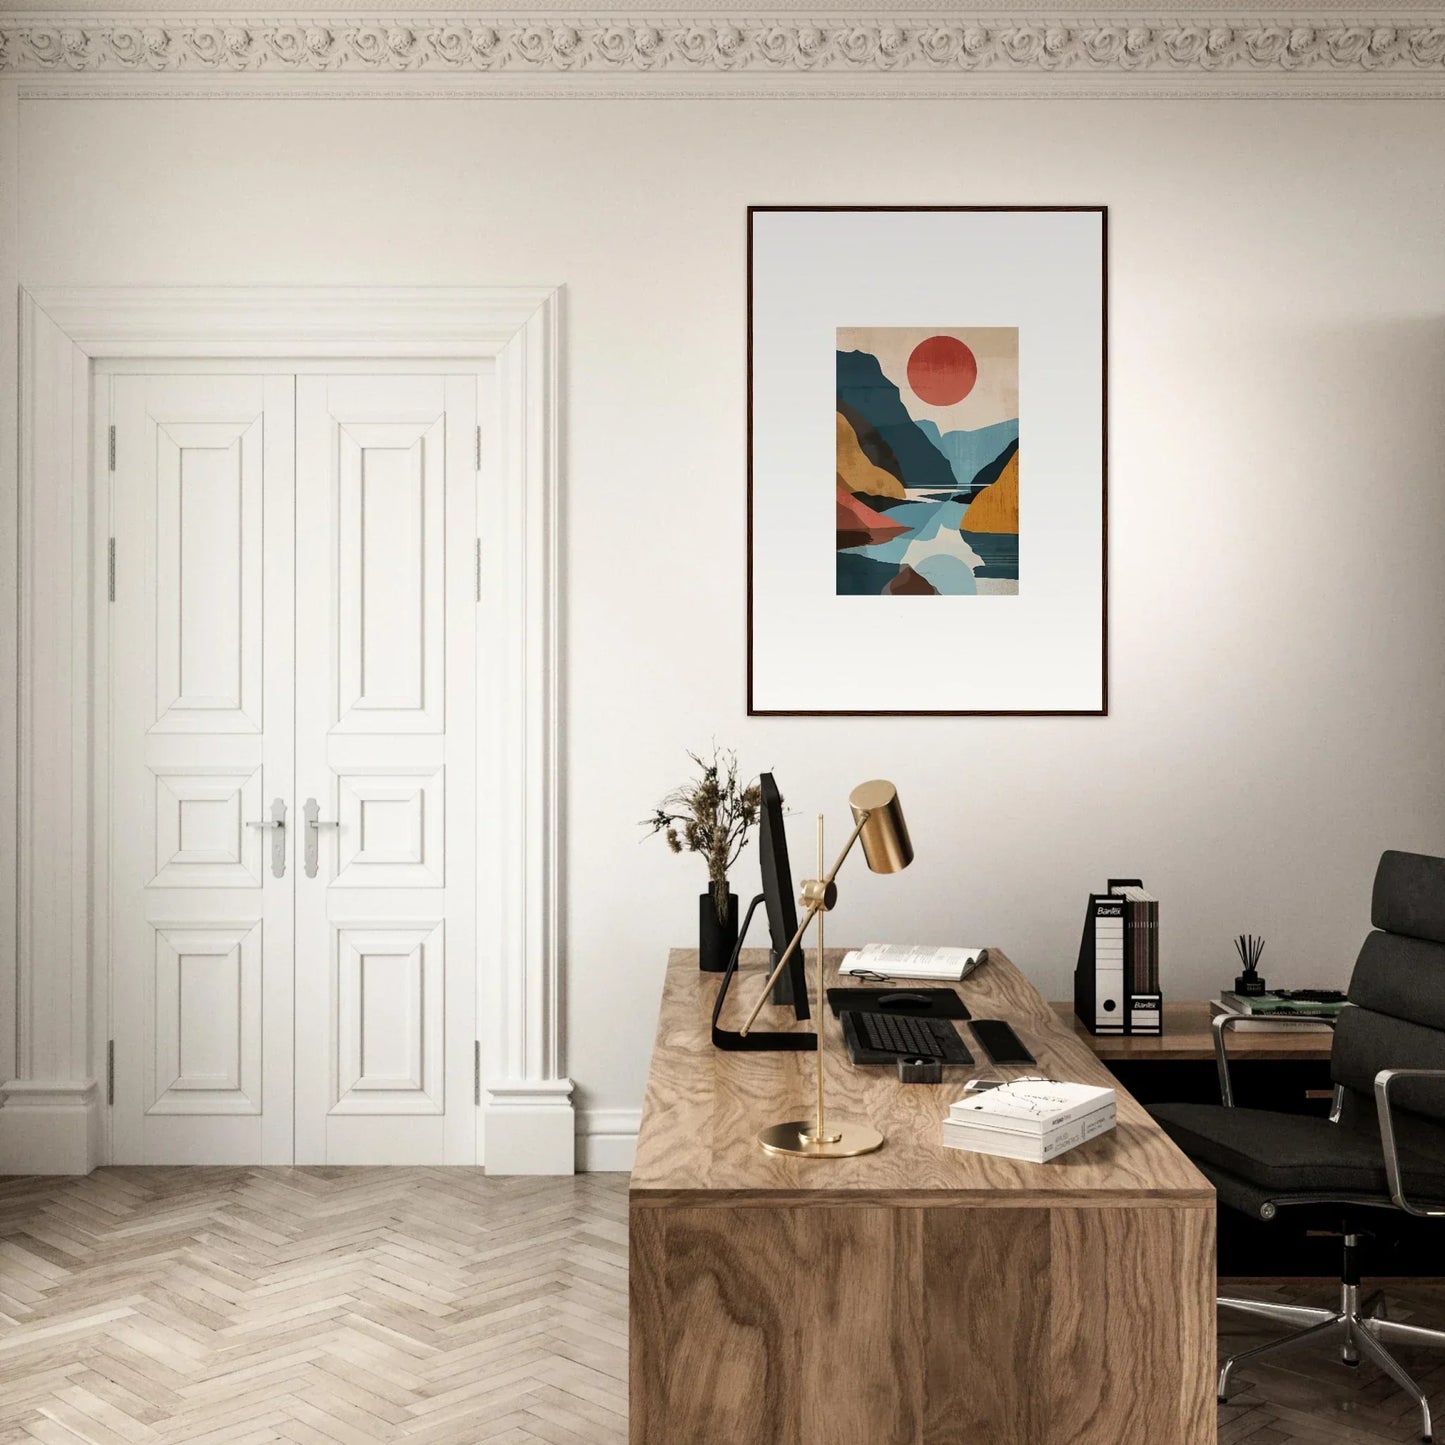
[757,773,810,1020]
[709,772,815,1051]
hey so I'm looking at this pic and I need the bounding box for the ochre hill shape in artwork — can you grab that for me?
[836,413,905,501]
[960,449,1019,535]
[837,400,906,486]
[837,484,908,549]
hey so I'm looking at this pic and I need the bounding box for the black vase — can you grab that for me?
[699,887,739,972]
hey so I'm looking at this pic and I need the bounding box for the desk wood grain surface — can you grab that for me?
[629,949,1217,1444]
[630,948,1212,1207]
[1053,999,1335,1061]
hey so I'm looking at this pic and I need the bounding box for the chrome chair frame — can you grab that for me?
[1211,1013,1445,1442]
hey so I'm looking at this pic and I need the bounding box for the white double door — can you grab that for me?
[108,368,481,1165]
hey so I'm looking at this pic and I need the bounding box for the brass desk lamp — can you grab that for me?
[738,779,913,1158]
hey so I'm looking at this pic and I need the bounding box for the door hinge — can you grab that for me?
[474,539,482,603]
[474,1041,481,1107]
[106,1040,115,1106]
[107,425,116,472]
[475,424,482,472]
[107,538,116,603]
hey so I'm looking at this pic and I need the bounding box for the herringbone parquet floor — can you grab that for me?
[0,1169,629,1445]
[1,1168,1443,1444]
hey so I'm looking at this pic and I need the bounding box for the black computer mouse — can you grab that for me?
[877,991,931,1010]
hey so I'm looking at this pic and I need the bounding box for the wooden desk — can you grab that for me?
[631,949,1215,1445]
[1053,999,1334,1062]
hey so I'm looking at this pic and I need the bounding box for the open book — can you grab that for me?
[838,943,986,982]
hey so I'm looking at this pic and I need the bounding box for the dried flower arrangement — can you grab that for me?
[643,747,763,922]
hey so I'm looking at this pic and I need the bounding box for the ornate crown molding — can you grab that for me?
[4,12,1445,92]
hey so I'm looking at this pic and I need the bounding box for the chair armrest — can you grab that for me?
[1212,1011,1337,1108]
[1374,1068,1445,1218]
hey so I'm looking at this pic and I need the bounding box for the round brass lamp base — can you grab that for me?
[757,1119,884,1158]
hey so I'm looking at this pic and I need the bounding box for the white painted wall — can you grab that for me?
[13,95,1445,1156]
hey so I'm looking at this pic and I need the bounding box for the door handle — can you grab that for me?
[303,797,340,880]
[246,797,288,879]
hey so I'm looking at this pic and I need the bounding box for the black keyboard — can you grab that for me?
[841,1010,974,1065]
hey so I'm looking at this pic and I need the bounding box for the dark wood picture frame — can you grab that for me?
[746,204,1109,717]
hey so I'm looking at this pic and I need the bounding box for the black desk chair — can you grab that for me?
[1151,850,1445,1443]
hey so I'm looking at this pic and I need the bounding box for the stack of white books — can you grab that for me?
[943,1080,1117,1163]
[838,943,985,981]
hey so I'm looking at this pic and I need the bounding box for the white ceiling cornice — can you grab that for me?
[6,0,1445,11]
[4,10,1445,95]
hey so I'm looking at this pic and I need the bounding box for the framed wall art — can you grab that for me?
[747,205,1108,716]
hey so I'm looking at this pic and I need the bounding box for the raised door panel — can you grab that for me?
[148,922,262,1115]
[295,373,478,1166]
[151,418,264,734]
[334,767,444,888]
[332,921,444,1114]
[109,373,295,1166]
[150,766,264,888]
[335,418,445,733]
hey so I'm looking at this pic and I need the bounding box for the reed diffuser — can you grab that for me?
[1233,934,1267,997]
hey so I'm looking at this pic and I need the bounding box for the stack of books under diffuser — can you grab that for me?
[942,1080,1116,1163]
[1209,990,1345,1033]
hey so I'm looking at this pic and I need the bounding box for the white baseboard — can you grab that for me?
[577,1108,639,1173]
[483,1079,576,1175]
[0,1079,637,1176]
[0,1080,102,1175]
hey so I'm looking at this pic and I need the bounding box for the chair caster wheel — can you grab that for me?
[1342,1358,1360,1368]
[1217,1397,1227,1405]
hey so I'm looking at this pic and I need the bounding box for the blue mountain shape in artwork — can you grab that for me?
[916,418,1020,492]
[836,351,956,491]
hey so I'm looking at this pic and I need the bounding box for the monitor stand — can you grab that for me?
[711,895,816,1053]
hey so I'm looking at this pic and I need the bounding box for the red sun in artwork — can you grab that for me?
[907,335,978,407]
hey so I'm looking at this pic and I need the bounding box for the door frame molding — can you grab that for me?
[3,285,572,1175]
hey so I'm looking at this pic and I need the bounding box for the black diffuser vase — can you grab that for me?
[1233,934,1267,996]
[699,886,739,972]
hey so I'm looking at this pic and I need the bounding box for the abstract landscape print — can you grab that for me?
[836,327,1019,596]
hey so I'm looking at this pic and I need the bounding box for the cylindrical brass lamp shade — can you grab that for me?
[848,780,913,874]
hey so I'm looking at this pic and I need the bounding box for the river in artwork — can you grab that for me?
[836,492,1020,597]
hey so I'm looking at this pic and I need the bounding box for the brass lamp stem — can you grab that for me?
[753,807,886,1161]
[817,815,826,1140]
[799,815,841,1147]
[737,810,871,1038]
[752,780,904,1161]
